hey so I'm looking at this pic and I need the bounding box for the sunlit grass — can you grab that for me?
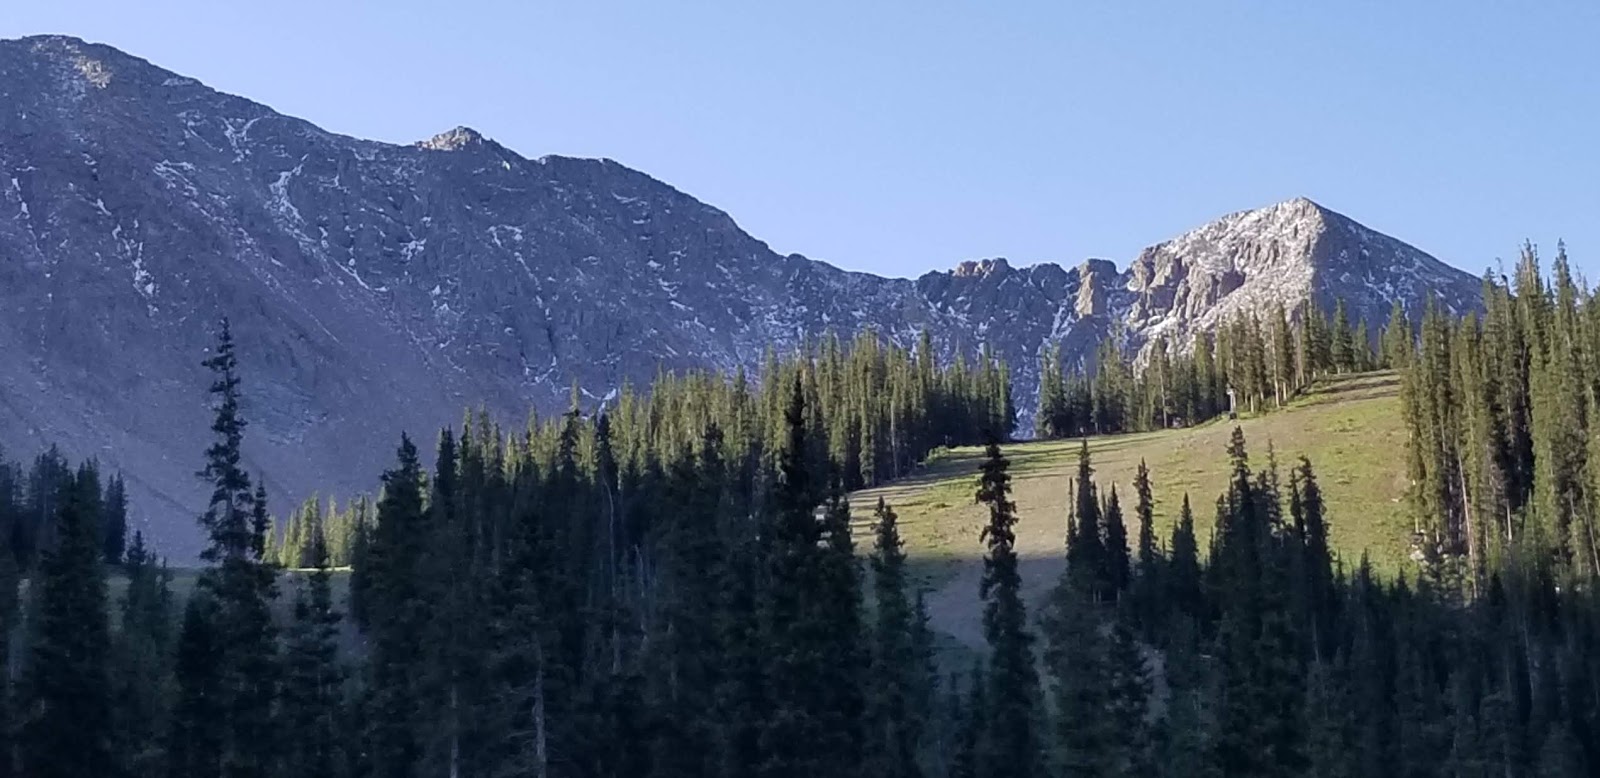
[852,371,1410,649]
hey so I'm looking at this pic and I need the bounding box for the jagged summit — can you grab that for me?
[0,39,1483,555]
[418,126,490,151]
[952,258,1011,277]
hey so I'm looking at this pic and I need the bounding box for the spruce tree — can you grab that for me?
[975,435,1040,778]
[1382,299,1412,369]
[1066,440,1108,600]
[365,434,430,778]
[168,592,225,778]
[113,532,175,778]
[816,479,865,777]
[1331,300,1355,373]
[1043,571,1113,776]
[19,466,113,778]
[1103,485,1131,596]
[0,532,14,778]
[949,666,986,778]
[756,377,833,778]
[1103,619,1154,776]
[1129,459,1164,638]
[176,319,281,778]
[865,498,924,778]
[281,518,345,778]
[102,471,128,565]
[1166,494,1203,621]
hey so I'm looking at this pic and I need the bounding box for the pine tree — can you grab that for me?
[281,517,345,778]
[0,531,15,778]
[949,667,986,778]
[1165,494,1203,622]
[865,498,925,778]
[365,435,430,778]
[1129,459,1164,638]
[19,467,113,778]
[1103,619,1154,776]
[756,377,834,778]
[102,471,128,565]
[1271,302,1296,402]
[1036,345,1068,440]
[1211,429,1306,776]
[1302,659,1359,778]
[816,479,865,777]
[1043,576,1113,776]
[113,532,175,778]
[175,319,281,778]
[1066,440,1108,600]
[1331,300,1355,373]
[975,435,1040,778]
[1103,485,1131,596]
[1382,300,1412,369]
[168,592,225,778]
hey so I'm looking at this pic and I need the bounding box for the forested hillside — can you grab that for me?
[5,244,1600,777]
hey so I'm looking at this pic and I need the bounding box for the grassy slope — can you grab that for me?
[851,371,1410,649]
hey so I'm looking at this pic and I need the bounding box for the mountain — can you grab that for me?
[0,36,1482,557]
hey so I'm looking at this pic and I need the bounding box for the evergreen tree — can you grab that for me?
[1211,428,1306,776]
[19,466,114,778]
[1043,576,1114,776]
[816,479,865,777]
[756,377,835,778]
[975,435,1040,778]
[281,518,345,778]
[365,435,430,778]
[168,593,224,778]
[113,532,175,778]
[174,319,281,778]
[102,471,128,565]
[1103,485,1131,596]
[949,667,986,778]
[1382,300,1413,369]
[865,498,925,778]
[1036,345,1068,440]
[1166,494,1203,623]
[0,531,14,778]
[1130,459,1164,638]
[1066,440,1109,600]
[1331,300,1355,373]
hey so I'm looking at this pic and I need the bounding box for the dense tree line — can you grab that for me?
[0,444,131,571]
[966,429,1600,777]
[1036,299,1381,438]
[264,495,369,569]
[9,291,1600,777]
[1401,244,1600,596]
[1,323,995,777]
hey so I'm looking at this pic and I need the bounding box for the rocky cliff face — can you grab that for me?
[1122,197,1482,354]
[0,36,1481,556]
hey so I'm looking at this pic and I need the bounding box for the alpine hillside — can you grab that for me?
[0,35,1481,556]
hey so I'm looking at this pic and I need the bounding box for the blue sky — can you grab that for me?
[5,3,1598,280]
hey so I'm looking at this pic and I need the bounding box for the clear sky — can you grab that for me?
[4,3,1598,280]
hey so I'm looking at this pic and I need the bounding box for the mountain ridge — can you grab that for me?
[0,35,1482,556]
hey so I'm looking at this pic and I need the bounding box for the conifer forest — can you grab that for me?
[8,247,1600,778]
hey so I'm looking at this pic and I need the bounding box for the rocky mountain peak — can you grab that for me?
[418,125,491,151]
[1124,197,1481,356]
[952,257,1011,278]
